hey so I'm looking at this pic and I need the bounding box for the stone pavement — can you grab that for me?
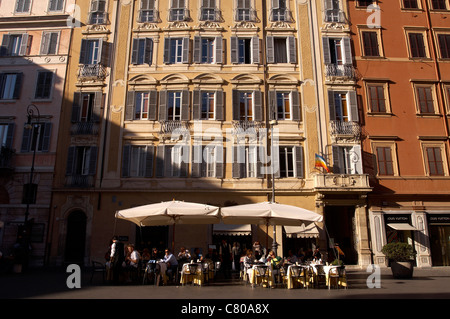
[1,266,449,316]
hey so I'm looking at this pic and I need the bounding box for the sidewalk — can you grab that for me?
[1,266,450,299]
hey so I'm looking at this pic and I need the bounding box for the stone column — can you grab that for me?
[411,211,432,268]
[315,194,327,254]
[369,210,388,267]
[355,202,372,268]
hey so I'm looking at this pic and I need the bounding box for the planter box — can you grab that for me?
[390,261,414,279]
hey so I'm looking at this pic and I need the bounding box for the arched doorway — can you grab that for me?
[64,210,87,265]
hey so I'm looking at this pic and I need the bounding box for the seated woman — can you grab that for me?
[177,246,191,264]
[243,250,254,281]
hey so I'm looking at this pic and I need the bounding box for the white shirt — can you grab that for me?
[130,250,140,267]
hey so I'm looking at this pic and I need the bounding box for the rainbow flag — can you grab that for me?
[315,153,330,173]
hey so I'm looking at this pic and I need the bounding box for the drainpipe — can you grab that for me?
[423,0,450,152]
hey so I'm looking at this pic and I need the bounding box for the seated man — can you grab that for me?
[163,248,179,283]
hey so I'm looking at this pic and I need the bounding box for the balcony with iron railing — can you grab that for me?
[168,8,190,22]
[65,175,95,188]
[70,122,100,136]
[330,121,361,139]
[199,8,221,21]
[324,9,346,23]
[232,120,263,136]
[138,9,160,23]
[78,64,108,81]
[325,63,357,80]
[269,8,293,22]
[159,120,190,139]
[234,8,258,22]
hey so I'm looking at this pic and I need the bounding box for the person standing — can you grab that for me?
[231,242,241,272]
[219,239,232,279]
[110,236,125,284]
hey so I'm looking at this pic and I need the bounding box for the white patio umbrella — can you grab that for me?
[115,200,220,250]
[220,201,323,226]
[221,201,323,253]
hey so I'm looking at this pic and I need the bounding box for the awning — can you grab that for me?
[213,223,252,236]
[284,224,319,238]
[387,223,417,231]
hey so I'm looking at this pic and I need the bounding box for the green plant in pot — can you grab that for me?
[381,242,416,279]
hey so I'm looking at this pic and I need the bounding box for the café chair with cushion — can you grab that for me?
[328,266,347,289]
[254,265,269,288]
[313,264,327,288]
[290,265,307,289]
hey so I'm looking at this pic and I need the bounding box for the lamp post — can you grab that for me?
[270,104,278,255]
[18,104,40,270]
[24,104,40,224]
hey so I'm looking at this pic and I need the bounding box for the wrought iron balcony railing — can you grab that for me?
[65,175,95,188]
[138,9,160,23]
[199,8,221,21]
[78,64,107,81]
[168,8,190,21]
[324,9,346,23]
[330,121,361,137]
[234,8,258,22]
[325,63,356,79]
[159,120,190,137]
[70,122,99,136]
[269,8,293,22]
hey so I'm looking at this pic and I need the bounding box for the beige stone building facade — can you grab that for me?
[45,0,374,268]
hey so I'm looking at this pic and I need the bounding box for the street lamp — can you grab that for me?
[23,104,41,223]
[19,104,40,270]
[270,104,278,255]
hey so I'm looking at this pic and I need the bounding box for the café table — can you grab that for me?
[247,263,275,288]
[309,264,346,288]
[180,262,204,286]
[156,260,168,286]
[286,264,309,289]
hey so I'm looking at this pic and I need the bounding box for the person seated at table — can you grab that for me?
[125,244,141,283]
[286,250,298,264]
[243,249,254,281]
[192,247,203,262]
[177,246,191,264]
[141,248,151,263]
[150,247,162,260]
[297,248,305,262]
[267,250,282,283]
[163,248,179,283]
[203,248,219,263]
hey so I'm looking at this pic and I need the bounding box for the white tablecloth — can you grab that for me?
[156,261,167,286]
[180,263,204,286]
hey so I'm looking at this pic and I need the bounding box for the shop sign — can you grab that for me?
[384,215,411,223]
[428,214,450,225]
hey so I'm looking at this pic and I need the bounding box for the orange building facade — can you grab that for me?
[348,0,450,267]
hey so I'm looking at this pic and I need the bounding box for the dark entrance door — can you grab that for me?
[64,210,87,264]
[324,206,358,265]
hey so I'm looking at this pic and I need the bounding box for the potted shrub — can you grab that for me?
[381,242,416,279]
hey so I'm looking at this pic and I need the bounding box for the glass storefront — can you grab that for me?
[428,215,450,267]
